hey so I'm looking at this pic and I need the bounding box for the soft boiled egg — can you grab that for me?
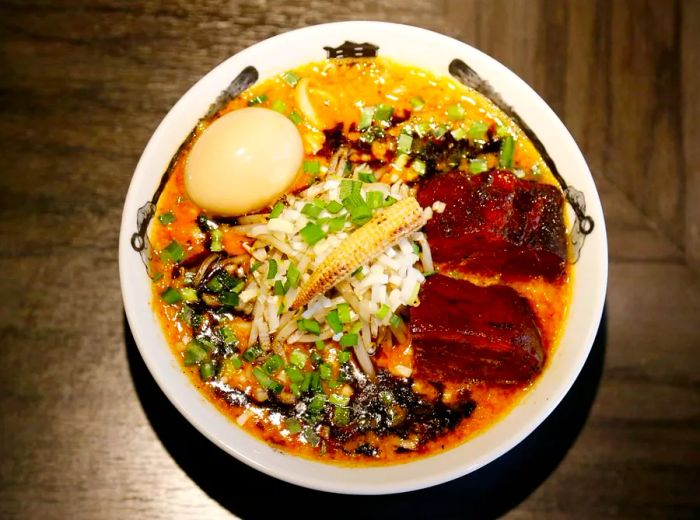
[185,107,304,216]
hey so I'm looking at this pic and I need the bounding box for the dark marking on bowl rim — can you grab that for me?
[131,43,594,273]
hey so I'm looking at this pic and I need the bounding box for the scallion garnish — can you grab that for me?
[179,287,198,302]
[303,159,321,175]
[332,406,350,426]
[389,313,403,328]
[271,99,287,113]
[219,327,238,347]
[397,133,413,154]
[375,303,391,320]
[365,191,383,209]
[160,240,185,263]
[358,106,375,129]
[383,195,397,207]
[297,318,321,335]
[273,280,286,296]
[285,417,302,434]
[299,222,326,245]
[301,202,323,218]
[220,291,239,307]
[319,363,332,380]
[270,202,284,219]
[328,216,346,232]
[200,362,215,380]
[337,303,351,324]
[288,111,302,125]
[289,349,308,368]
[339,179,362,199]
[339,333,358,347]
[325,310,343,333]
[326,200,343,214]
[373,103,394,122]
[263,354,285,375]
[469,158,488,174]
[447,104,465,121]
[183,342,207,366]
[337,350,351,364]
[158,212,176,225]
[329,394,350,406]
[285,366,304,384]
[450,126,467,140]
[210,228,223,252]
[282,70,300,87]
[410,96,425,110]
[160,287,181,305]
[241,344,263,362]
[412,159,427,175]
[247,94,268,106]
[468,120,489,140]
[499,135,515,168]
[350,204,372,226]
[315,339,325,350]
[267,259,278,279]
[286,262,300,288]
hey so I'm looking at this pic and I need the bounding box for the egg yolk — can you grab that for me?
[185,107,304,216]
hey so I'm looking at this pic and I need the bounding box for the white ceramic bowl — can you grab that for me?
[119,21,607,494]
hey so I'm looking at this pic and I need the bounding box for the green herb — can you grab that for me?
[286,263,300,288]
[337,303,351,324]
[499,135,515,168]
[433,125,448,138]
[307,394,327,414]
[161,241,184,263]
[469,158,488,174]
[350,204,372,226]
[373,103,394,122]
[247,94,268,106]
[282,70,300,87]
[328,216,347,232]
[468,120,489,140]
[251,260,262,272]
[410,96,425,110]
[326,200,343,214]
[303,426,321,447]
[263,354,284,375]
[332,406,350,426]
[152,272,163,282]
[253,366,273,388]
[297,319,321,335]
[273,280,286,296]
[450,126,467,140]
[366,191,384,209]
[358,106,375,129]
[447,104,465,121]
[329,394,350,406]
[339,179,362,199]
[412,159,427,175]
[241,344,263,362]
[179,287,198,302]
[339,333,358,347]
[301,202,323,219]
[206,277,223,293]
[200,362,215,380]
[160,287,181,305]
[183,342,207,366]
[326,310,343,333]
[270,202,284,219]
[285,365,304,384]
[220,291,239,307]
[285,417,302,434]
[267,259,278,279]
[310,350,323,366]
[375,303,390,320]
[389,313,403,328]
[315,339,325,350]
[397,133,413,154]
[319,363,332,380]
[288,111,302,125]
[210,228,223,252]
[158,212,176,225]
[303,159,321,175]
[337,350,351,364]
[219,326,238,347]
[289,349,308,368]
[228,355,242,370]
[271,99,287,113]
[383,195,397,207]
[299,222,326,245]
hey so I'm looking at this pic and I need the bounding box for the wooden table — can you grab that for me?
[1,1,698,518]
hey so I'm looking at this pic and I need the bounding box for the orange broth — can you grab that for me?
[149,57,571,465]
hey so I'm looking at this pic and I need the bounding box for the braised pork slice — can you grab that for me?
[410,274,544,384]
[417,170,567,280]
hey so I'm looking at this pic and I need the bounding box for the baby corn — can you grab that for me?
[292,197,426,309]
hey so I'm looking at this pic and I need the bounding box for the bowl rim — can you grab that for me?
[119,20,608,495]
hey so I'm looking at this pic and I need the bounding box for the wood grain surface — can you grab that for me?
[1,1,698,519]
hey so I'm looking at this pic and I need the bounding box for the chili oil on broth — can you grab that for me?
[148,57,572,465]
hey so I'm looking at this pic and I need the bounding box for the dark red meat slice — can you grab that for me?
[410,274,544,384]
[417,170,567,280]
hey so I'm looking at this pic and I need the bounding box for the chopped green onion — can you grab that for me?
[397,133,413,154]
[412,159,427,175]
[270,202,284,219]
[496,125,510,138]
[337,350,351,364]
[285,367,304,385]
[366,191,384,209]
[339,179,362,199]
[307,394,327,414]
[158,212,176,225]
[351,265,364,278]
[285,417,302,434]
[326,200,343,214]
[499,135,515,168]
[220,291,239,307]
[468,120,489,140]
[268,380,283,394]
[447,104,465,121]
[303,426,321,446]
[389,314,403,328]
[358,106,375,129]
[350,321,362,334]
[383,195,397,207]
[310,350,323,366]
[375,303,391,320]
[286,263,300,288]
[433,125,448,138]
[160,287,181,305]
[210,228,223,252]
[342,192,365,212]
[183,342,207,366]
[415,122,431,137]
[289,349,308,368]
[299,222,326,245]
[252,366,273,388]
[273,280,286,296]
[152,272,163,282]
[319,363,332,380]
[297,318,321,335]
[328,216,347,232]
[250,260,262,272]
[315,339,325,350]
[161,241,185,263]
[329,394,350,406]
[303,159,321,175]
[219,327,238,347]
[301,373,312,392]
[229,355,242,370]
[373,103,394,122]
[267,259,278,279]
[301,203,323,218]
[288,111,302,125]
[358,171,376,183]
[196,337,216,352]
[339,333,358,347]
[332,406,350,426]
[271,99,287,113]
[178,305,194,324]
[451,127,467,140]
[282,70,300,86]
[179,287,198,302]
[200,362,215,380]
[326,310,343,333]
[206,277,223,293]
[247,94,268,106]
[350,204,372,226]
[469,158,488,174]
[263,354,284,375]
[242,344,263,362]
[337,303,351,324]
[410,96,425,110]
